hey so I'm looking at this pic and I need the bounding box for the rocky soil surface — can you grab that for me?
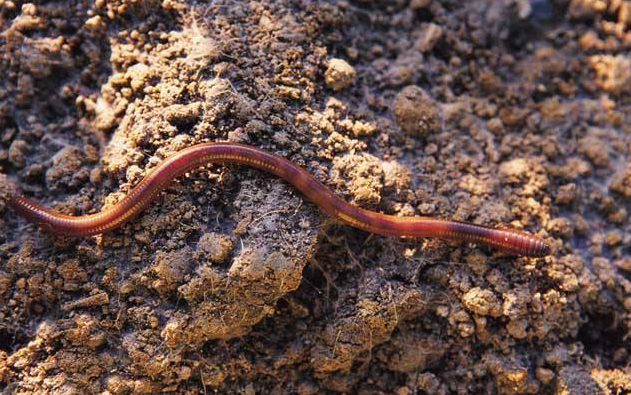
[0,0,630,394]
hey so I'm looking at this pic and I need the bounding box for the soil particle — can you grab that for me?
[578,135,610,167]
[105,375,132,395]
[506,318,528,339]
[8,140,28,168]
[549,157,593,180]
[615,258,631,272]
[163,242,309,347]
[63,315,108,350]
[56,259,88,292]
[0,268,11,294]
[591,369,631,394]
[556,366,601,395]
[147,247,192,295]
[610,164,631,198]
[499,158,537,184]
[195,232,234,263]
[311,280,429,376]
[331,153,384,206]
[555,183,577,205]
[324,58,356,91]
[567,0,606,20]
[61,291,109,312]
[415,22,444,53]
[382,160,411,192]
[588,54,631,94]
[462,287,502,317]
[546,217,574,238]
[484,353,540,395]
[377,331,445,373]
[126,63,151,92]
[592,257,618,287]
[0,174,18,212]
[45,146,90,190]
[535,367,555,385]
[392,85,441,137]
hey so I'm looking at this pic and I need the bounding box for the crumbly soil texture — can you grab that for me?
[0,0,630,394]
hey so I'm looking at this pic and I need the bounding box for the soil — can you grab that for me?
[0,0,630,394]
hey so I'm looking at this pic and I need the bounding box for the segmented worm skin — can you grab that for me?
[9,142,550,257]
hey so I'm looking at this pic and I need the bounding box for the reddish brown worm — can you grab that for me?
[9,142,550,257]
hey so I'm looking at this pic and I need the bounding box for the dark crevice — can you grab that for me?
[0,326,29,353]
[577,311,628,367]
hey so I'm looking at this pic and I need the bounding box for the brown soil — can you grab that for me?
[0,0,630,394]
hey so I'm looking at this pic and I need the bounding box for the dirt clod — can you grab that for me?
[324,58,356,91]
[196,232,234,263]
[392,85,440,137]
[462,287,502,317]
[610,165,631,198]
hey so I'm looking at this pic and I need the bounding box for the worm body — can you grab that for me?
[9,143,550,257]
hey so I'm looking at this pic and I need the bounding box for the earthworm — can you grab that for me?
[9,142,550,257]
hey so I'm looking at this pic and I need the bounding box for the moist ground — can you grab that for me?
[0,0,630,394]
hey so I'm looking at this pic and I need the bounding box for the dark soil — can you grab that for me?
[0,0,630,394]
